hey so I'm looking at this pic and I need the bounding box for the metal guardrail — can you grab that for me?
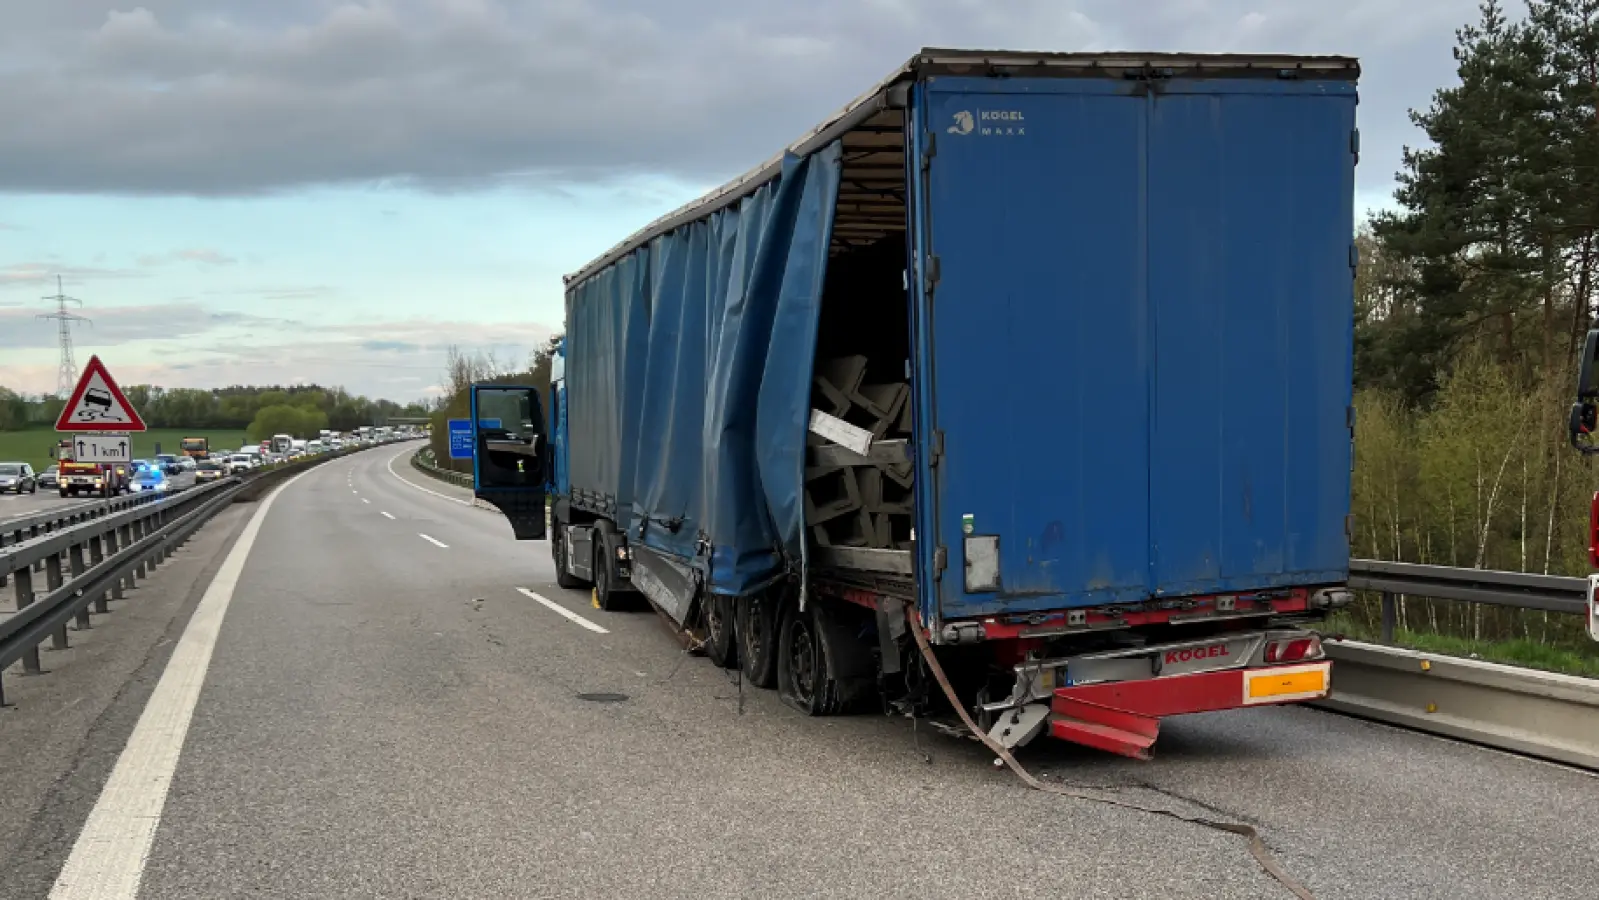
[0,444,392,705]
[0,477,241,704]
[411,449,472,488]
[1317,642,1599,770]
[0,492,170,589]
[0,491,165,544]
[1316,558,1599,770]
[1348,559,1590,641]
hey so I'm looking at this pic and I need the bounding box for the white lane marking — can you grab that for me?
[48,466,318,900]
[385,449,471,506]
[516,588,609,634]
[361,498,370,505]
[418,533,449,548]
[381,512,395,520]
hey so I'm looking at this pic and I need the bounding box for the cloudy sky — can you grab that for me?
[0,0,1484,402]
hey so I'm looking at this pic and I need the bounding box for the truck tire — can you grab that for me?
[702,594,738,669]
[551,523,589,590]
[777,601,845,716]
[592,535,625,611]
[737,591,778,688]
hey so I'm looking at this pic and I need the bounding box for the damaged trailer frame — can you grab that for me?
[472,48,1363,759]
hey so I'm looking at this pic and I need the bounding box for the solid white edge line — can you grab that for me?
[381,512,395,519]
[418,533,449,548]
[517,588,609,634]
[48,464,322,900]
[361,498,370,504]
[385,448,471,506]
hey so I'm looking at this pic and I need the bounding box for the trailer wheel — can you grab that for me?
[778,601,847,716]
[551,523,589,590]
[737,591,778,688]
[702,594,738,669]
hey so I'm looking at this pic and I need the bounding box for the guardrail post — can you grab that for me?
[1380,591,1397,645]
[116,524,132,596]
[12,566,40,674]
[106,527,124,601]
[70,544,90,630]
[45,552,68,650]
[131,520,147,579]
[89,533,109,615]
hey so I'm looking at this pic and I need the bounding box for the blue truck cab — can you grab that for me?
[474,50,1359,758]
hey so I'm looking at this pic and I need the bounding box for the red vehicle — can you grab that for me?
[55,439,128,497]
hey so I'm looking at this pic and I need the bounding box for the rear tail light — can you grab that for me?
[1264,636,1321,664]
[1589,492,1599,569]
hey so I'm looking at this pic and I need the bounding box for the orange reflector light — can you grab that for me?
[1247,668,1327,699]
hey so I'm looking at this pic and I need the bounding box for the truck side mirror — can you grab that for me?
[470,384,548,540]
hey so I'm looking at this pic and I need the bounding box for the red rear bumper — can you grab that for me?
[1049,661,1331,759]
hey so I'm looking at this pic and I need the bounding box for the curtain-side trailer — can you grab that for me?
[470,49,1360,758]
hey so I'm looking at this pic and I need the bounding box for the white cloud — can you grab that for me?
[137,247,239,266]
[0,0,1479,207]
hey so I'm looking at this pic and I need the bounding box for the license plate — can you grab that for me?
[1243,662,1329,704]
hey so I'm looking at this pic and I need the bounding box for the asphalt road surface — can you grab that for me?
[0,487,100,522]
[1,445,1595,899]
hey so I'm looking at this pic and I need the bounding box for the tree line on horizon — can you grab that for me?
[0,382,432,438]
[1348,0,1598,653]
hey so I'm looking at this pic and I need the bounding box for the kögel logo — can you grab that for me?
[1165,644,1230,664]
[947,109,1027,138]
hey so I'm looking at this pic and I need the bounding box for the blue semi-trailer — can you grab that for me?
[470,49,1360,758]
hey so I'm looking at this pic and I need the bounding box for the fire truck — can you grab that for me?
[55,438,129,498]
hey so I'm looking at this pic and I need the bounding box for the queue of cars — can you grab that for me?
[0,427,422,507]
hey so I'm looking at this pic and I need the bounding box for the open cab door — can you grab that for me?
[1570,329,1599,455]
[470,384,549,540]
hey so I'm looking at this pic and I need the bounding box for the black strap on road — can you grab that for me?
[904,607,1317,900]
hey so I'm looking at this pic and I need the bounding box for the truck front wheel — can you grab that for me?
[592,538,624,611]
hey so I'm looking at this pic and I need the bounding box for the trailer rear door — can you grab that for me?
[911,70,1356,626]
[911,77,1153,620]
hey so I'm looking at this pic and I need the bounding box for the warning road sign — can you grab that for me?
[55,355,147,433]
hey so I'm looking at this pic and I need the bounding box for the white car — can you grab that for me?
[226,454,253,473]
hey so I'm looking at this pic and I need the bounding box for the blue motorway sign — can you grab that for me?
[447,418,474,460]
[479,418,502,429]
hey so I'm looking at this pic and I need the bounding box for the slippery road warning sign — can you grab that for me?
[55,355,147,432]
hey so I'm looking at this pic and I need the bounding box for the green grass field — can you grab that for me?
[0,428,250,471]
